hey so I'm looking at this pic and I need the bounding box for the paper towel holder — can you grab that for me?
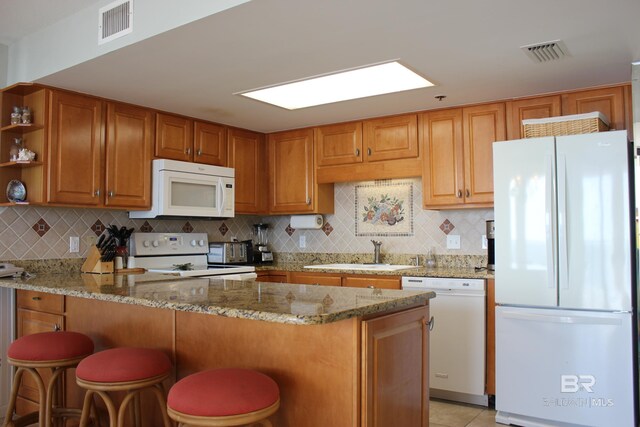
[290,215,324,229]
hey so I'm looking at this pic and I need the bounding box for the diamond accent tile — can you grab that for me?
[182,222,193,233]
[285,224,295,236]
[32,218,51,237]
[439,219,455,235]
[91,220,105,236]
[322,222,334,236]
[219,222,229,236]
[140,221,154,232]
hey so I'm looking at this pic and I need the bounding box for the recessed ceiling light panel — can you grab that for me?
[238,61,434,110]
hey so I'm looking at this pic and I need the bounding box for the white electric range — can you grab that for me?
[130,232,256,280]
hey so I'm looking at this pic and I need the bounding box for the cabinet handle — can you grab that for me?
[367,148,372,156]
[53,324,61,332]
[94,189,100,197]
[426,316,435,331]
[466,189,470,198]
[186,148,192,155]
[355,148,360,156]
[306,197,311,205]
[196,149,202,156]
[108,191,114,198]
[32,296,41,301]
[457,190,462,198]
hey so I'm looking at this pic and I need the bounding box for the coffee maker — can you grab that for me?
[252,223,273,264]
[486,220,495,271]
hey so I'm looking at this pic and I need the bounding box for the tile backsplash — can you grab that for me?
[0,178,493,261]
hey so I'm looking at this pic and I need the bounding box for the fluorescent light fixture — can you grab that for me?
[238,61,434,110]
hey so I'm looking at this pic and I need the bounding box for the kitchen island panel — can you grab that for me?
[175,310,360,427]
[64,295,176,426]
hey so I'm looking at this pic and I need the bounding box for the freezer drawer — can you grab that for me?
[496,306,635,427]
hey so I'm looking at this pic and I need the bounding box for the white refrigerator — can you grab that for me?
[493,130,637,427]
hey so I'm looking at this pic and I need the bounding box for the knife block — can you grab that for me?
[81,246,114,274]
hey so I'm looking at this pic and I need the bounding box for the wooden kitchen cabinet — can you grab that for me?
[288,271,343,287]
[155,113,227,166]
[422,103,504,209]
[315,121,363,167]
[227,127,267,214]
[561,86,627,132]
[256,270,288,283]
[268,128,334,214]
[342,275,401,290]
[0,83,48,205]
[363,114,419,162]
[15,290,65,414]
[506,95,562,140]
[194,120,227,166]
[362,305,429,427]
[48,90,103,206]
[154,112,193,162]
[104,102,153,209]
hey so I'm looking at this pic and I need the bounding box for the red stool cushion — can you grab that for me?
[168,368,279,417]
[76,347,171,383]
[8,331,94,362]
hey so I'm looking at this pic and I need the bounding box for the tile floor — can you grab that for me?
[430,399,499,427]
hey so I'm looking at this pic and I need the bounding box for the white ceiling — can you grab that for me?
[3,0,640,133]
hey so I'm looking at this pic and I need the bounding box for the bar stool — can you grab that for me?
[3,331,94,427]
[75,347,172,427]
[167,368,280,427]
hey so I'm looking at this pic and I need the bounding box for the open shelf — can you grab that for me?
[0,161,43,168]
[0,124,44,133]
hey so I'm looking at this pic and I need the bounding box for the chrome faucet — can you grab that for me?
[371,240,382,264]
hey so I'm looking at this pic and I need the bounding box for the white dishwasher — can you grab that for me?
[402,277,487,406]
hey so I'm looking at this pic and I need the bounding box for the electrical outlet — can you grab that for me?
[299,235,306,248]
[446,234,461,250]
[69,236,80,253]
[482,234,488,249]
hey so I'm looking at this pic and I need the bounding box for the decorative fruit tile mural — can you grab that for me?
[0,178,493,261]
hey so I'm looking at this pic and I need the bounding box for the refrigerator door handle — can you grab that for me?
[500,310,622,325]
[545,153,556,290]
[557,154,569,290]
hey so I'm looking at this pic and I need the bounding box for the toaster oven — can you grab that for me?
[208,242,248,264]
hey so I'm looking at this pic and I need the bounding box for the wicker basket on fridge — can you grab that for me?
[522,112,610,138]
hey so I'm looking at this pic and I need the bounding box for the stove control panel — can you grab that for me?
[130,232,209,256]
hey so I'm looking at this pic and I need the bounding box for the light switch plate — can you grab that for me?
[446,234,461,250]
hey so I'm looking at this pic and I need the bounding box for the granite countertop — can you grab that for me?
[0,272,434,326]
[256,262,494,280]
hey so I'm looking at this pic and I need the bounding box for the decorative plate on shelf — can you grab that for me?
[6,179,26,202]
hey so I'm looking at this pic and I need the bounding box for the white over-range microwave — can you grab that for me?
[130,159,234,219]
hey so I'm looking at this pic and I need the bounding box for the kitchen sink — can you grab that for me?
[304,263,418,272]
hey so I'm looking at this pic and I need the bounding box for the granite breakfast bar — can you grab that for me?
[0,272,434,427]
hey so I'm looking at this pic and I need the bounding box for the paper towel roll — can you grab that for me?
[290,215,324,229]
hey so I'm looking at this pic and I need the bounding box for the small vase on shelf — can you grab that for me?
[9,138,22,161]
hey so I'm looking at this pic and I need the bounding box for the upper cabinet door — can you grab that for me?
[506,95,561,140]
[227,127,267,214]
[104,102,153,209]
[422,108,465,207]
[462,103,505,205]
[363,114,418,162]
[315,122,363,166]
[561,86,626,132]
[268,129,315,213]
[194,121,227,166]
[48,91,103,206]
[155,113,193,161]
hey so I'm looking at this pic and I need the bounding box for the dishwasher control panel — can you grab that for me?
[401,277,485,292]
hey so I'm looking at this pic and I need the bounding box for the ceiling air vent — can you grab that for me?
[521,40,569,63]
[98,0,133,45]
